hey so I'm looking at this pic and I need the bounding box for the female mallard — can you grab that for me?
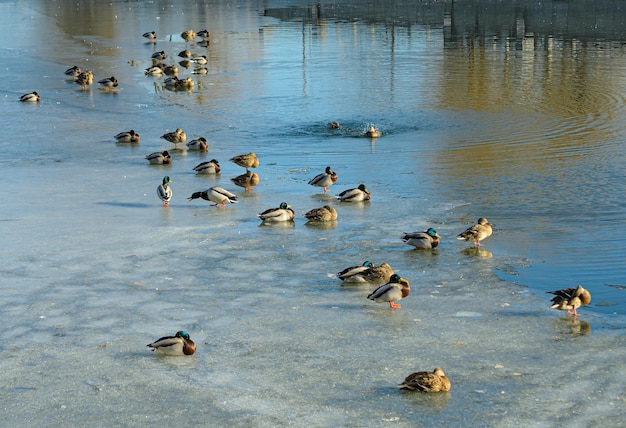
[197,29,210,39]
[337,261,373,282]
[230,152,259,171]
[186,137,208,151]
[548,285,591,317]
[145,64,164,77]
[258,202,295,222]
[98,76,119,91]
[20,92,40,102]
[365,124,381,138]
[181,30,196,41]
[358,262,394,284]
[191,55,208,65]
[75,70,93,89]
[64,65,82,80]
[175,77,194,91]
[304,205,337,222]
[157,176,172,206]
[163,65,179,76]
[308,166,338,193]
[401,227,441,249]
[367,274,410,308]
[457,217,492,247]
[336,184,370,202]
[178,49,191,59]
[142,31,157,42]
[145,151,172,165]
[147,331,196,356]
[151,51,168,61]
[231,171,260,192]
[114,129,140,143]
[193,159,221,174]
[399,368,451,392]
[187,186,238,208]
[161,128,186,144]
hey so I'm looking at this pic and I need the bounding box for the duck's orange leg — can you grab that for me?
[389,301,401,309]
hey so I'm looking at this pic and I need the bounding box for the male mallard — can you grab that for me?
[64,65,82,80]
[145,64,164,77]
[187,186,238,208]
[142,31,157,43]
[178,49,191,59]
[163,65,179,76]
[75,70,94,89]
[98,76,118,91]
[114,129,140,143]
[186,137,208,151]
[161,128,186,144]
[197,29,210,39]
[365,124,381,138]
[548,285,591,317]
[145,151,172,165]
[193,159,221,174]
[457,217,492,247]
[399,368,451,392]
[147,331,196,356]
[327,121,341,129]
[181,30,196,41]
[230,152,259,171]
[336,184,370,202]
[258,202,295,222]
[367,273,410,309]
[337,261,373,282]
[163,76,180,87]
[191,55,208,65]
[19,92,40,102]
[231,171,260,192]
[401,227,441,249]
[157,176,172,206]
[151,51,168,61]
[308,166,338,193]
[304,205,337,222]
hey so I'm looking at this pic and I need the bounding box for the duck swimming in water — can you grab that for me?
[19,92,40,102]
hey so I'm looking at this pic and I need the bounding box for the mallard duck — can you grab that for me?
[258,202,295,222]
[308,166,338,193]
[548,285,591,317]
[19,92,40,102]
[197,29,210,38]
[193,159,221,174]
[457,217,492,247]
[401,227,441,249]
[142,31,157,42]
[114,129,140,143]
[145,64,164,76]
[75,70,93,89]
[178,49,191,58]
[337,261,373,282]
[231,171,260,192]
[304,205,337,222]
[163,76,180,87]
[151,51,168,61]
[98,76,119,91]
[147,331,196,356]
[178,59,192,69]
[161,128,186,144]
[192,67,209,75]
[175,77,194,90]
[181,30,196,41]
[230,152,259,171]
[191,55,208,65]
[399,368,451,392]
[367,274,410,308]
[64,65,82,80]
[186,137,208,151]
[157,176,172,206]
[187,186,238,207]
[365,124,381,138]
[336,184,370,202]
[145,151,172,165]
[358,262,394,284]
[163,65,179,76]
[327,121,341,129]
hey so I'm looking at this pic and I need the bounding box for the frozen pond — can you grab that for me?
[1,0,625,426]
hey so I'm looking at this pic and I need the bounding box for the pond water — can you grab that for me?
[1,0,625,426]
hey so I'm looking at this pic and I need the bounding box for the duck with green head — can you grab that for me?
[147,331,196,356]
[157,176,172,206]
[401,227,441,249]
[367,274,410,308]
[258,202,295,222]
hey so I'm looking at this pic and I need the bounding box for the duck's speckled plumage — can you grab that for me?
[457,217,492,247]
[161,128,186,144]
[147,331,196,356]
[304,205,337,222]
[367,273,410,308]
[231,171,260,192]
[548,285,591,317]
[230,152,259,171]
[399,368,451,392]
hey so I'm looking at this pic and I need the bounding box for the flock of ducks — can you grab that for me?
[19,28,592,394]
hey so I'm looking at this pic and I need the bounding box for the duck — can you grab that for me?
[181,30,196,41]
[98,76,119,91]
[145,64,164,77]
[157,176,172,206]
[161,128,186,144]
[258,202,295,222]
[337,261,374,282]
[175,77,194,91]
[178,49,191,59]
[548,285,591,317]
[197,29,210,39]
[457,217,492,247]
[64,65,82,80]
[114,129,140,143]
[151,51,168,61]
[231,171,260,192]
[191,55,208,65]
[230,152,259,171]
[193,159,221,174]
[367,274,410,309]
[75,70,94,89]
[336,184,370,202]
[192,67,209,75]
[19,92,40,102]
[163,76,180,87]
[308,166,338,193]
[186,137,208,151]
[401,227,441,249]
[358,262,394,284]
[163,65,179,76]
[145,151,172,165]
[187,186,238,207]
[327,121,341,129]
[178,59,193,69]
[304,205,337,222]
[399,368,451,392]
[365,124,381,138]
[147,331,196,356]
[142,31,157,43]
